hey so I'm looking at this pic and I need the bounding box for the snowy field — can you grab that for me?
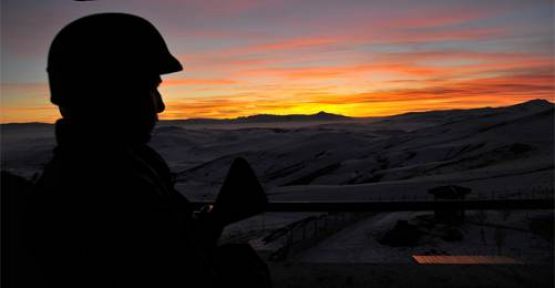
[4,99,553,201]
[2,99,554,286]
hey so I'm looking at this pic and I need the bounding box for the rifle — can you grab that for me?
[210,157,268,226]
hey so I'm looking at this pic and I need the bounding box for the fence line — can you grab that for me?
[192,198,554,212]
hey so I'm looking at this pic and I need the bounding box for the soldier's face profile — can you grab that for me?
[144,75,164,121]
[152,76,164,114]
[128,74,165,135]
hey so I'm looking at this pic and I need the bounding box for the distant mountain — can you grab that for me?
[1,122,52,129]
[164,111,351,125]
[161,99,552,126]
[502,98,554,112]
[2,99,552,127]
[235,111,350,123]
[378,99,553,126]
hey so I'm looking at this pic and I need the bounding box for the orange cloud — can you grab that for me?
[163,78,237,86]
[158,66,554,120]
[1,105,58,123]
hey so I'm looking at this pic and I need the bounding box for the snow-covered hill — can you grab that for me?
[162,99,554,200]
[2,99,553,202]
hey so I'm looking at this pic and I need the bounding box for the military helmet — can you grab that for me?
[47,13,182,105]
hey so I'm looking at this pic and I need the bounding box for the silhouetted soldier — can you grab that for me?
[25,13,269,288]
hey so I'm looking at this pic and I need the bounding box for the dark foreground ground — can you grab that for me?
[269,263,554,288]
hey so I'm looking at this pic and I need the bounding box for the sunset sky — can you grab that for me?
[1,0,554,123]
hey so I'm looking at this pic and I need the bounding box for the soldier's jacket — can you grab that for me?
[26,120,216,287]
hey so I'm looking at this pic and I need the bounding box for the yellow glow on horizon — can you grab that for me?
[2,92,551,124]
[2,60,553,124]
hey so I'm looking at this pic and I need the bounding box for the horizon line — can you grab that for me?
[2,98,552,125]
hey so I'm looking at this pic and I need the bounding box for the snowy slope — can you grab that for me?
[164,99,554,200]
[2,99,553,202]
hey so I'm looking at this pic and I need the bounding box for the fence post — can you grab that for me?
[314,220,318,236]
